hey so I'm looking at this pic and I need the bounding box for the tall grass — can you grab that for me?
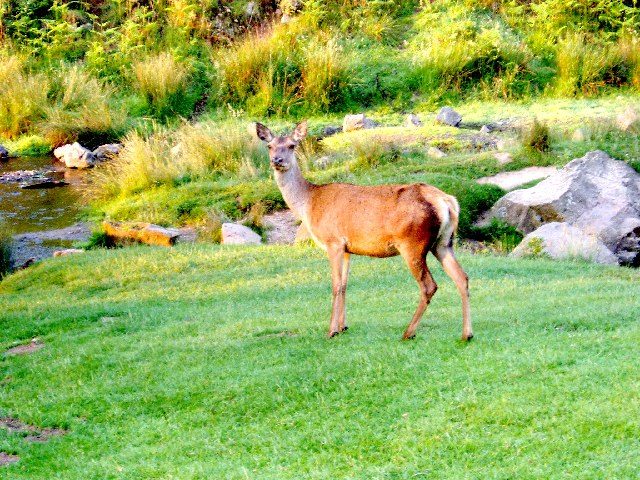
[555,33,626,96]
[133,52,190,118]
[0,55,48,138]
[92,121,265,198]
[39,65,126,147]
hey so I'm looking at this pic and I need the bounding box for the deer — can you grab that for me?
[256,120,472,341]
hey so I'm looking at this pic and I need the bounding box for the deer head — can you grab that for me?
[256,121,307,172]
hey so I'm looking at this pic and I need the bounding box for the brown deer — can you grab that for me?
[256,121,472,341]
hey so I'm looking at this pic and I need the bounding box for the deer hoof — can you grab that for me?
[402,333,416,340]
[340,325,349,332]
[462,333,474,342]
[328,331,340,338]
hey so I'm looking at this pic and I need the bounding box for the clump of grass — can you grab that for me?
[4,135,51,156]
[133,52,190,119]
[39,65,126,147]
[0,55,48,138]
[198,210,225,243]
[521,119,550,152]
[244,200,267,236]
[0,224,13,278]
[350,138,402,169]
[468,219,523,254]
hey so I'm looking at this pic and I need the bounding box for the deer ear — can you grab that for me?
[292,120,308,143]
[255,122,274,142]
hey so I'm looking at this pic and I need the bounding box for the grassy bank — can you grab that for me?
[0,244,638,478]
[87,96,640,240]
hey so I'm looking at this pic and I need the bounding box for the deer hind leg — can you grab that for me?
[338,252,351,333]
[434,245,472,341]
[327,244,346,338]
[399,245,438,340]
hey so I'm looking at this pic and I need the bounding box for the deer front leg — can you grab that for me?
[327,245,345,338]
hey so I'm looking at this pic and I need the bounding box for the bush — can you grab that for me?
[468,218,523,253]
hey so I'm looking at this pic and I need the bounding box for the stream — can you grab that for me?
[0,156,87,234]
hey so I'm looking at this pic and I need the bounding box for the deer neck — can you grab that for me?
[274,162,312,220]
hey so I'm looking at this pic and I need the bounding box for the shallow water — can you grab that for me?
[0,156,87,234]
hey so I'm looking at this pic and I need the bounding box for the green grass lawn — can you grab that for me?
[1,244,639,479]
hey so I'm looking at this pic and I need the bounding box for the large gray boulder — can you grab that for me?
[511,222,618,265]
[436,107,462,127]
[53,142,96,169]
[480,151,640,266]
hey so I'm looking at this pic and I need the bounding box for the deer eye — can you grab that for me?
[288,145,295,150]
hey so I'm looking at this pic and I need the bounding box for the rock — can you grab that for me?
[53,248,84,257]
[479,151,640,266]
[479,124,493,134]
[477,166,557,191]
[93,143,122,162]
[343,114,377,132]
[20,179,68,189]
[572,128,587,142]
[427,146,446,159]
[322,125,342,137]
[0,170,50,184]
[493,152,513,165]
[103,221,181,247]
[53,142,96,169]
[0,145,8,160]
[436,107,462,127]
[221,223,262,245]
[404,114,422,128]
[511,222,618,265]
[616,107,639,132]
[295,223,312,243]
[281,13,291,23]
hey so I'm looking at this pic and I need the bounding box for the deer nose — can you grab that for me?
[272,157,284,166]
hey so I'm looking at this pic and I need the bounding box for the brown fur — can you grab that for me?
[256,121,473,340]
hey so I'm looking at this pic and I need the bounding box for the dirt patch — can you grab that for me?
[0,452,19,466]
[4,339,44,356]
[262,210,299,245]
[0,417,66,442]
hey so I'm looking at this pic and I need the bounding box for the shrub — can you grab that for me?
[350,138,402,169]
[468,219,523,253]
[133,52,191,119]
